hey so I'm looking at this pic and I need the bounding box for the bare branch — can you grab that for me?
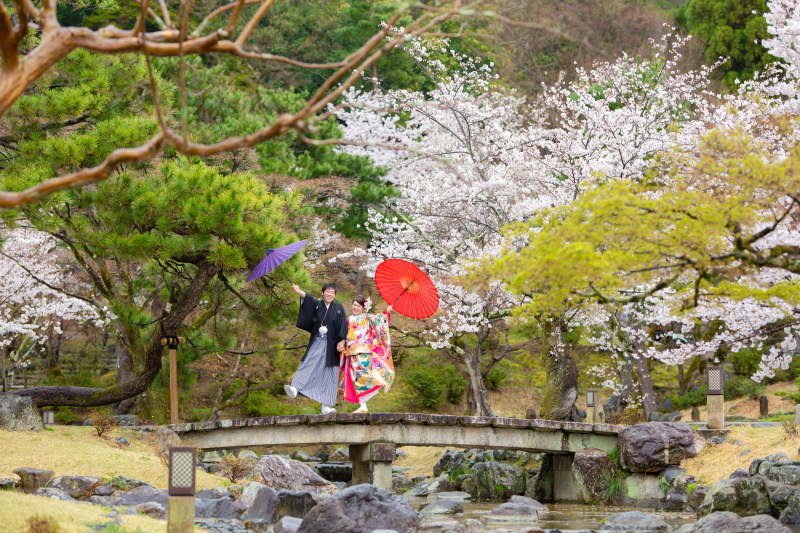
[0,135,165,208]
[235,0,276,46]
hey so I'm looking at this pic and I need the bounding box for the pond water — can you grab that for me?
[408,496,800,532]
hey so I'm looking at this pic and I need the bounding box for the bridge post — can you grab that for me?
[349,443,395,491]
[349,444,370,485]
[370,443,395,491]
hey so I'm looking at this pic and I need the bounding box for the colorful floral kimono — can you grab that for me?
[339,311,394,403]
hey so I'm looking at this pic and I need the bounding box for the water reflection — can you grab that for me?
[408,496,795,531]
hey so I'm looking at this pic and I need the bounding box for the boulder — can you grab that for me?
[235,482,278,521]
[0,395,44,431]
[601,511,670,531]
[471,461,526,500]
[769,486,799,514]
[196,487,234,500]
[779,489,800,523]
[662,475,697,511]
[767,464,800,486]
[458,475,475,496]
[45,475,103,499]
[768,453,793,463]
[617,473,666,508]
[699,476,772,517]
[420,500,463,515]
[392,473,414,493]
[156,426,181,448]
[200,450,225,464]
[275,490,322,521]
[527,454,553,502]
[328,447,349,462]
[619,423,705,472]
[315,463,352,483]
[238,450,259,461]
[689,485,709,511]
[256,455,338,495]
[116,436,130,447]
[729,469,751,479]
[114,415,140,426]
[292,450,316,462]
[13,467,54,493]
[34,488,75,501]
[674,511,791,533]
[133,502,166,520]
[662,466,687,485]
[405,474,455,497]
[433,450,470,478]
[194,497,241,519]
[114,485,169,507]
[485,495,545,523]
[572,447,615,502]
[109,476,151,491]
[297,484,418,533]
[274,516,303,533]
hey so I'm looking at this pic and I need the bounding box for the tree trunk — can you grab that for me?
[539,320,579,421]
[354,269,366,296]
[634,355,658,420]
[616,353,636,411]
[115,341,136,385]
[1,348,6,393]
[5,260,218,407]
[464,351,493,417]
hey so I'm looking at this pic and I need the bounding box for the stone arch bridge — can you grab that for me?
[171,412,623,500]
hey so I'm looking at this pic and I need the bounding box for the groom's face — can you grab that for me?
[322,287,336,305]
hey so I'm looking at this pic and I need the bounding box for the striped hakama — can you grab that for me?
[291,332,339,406]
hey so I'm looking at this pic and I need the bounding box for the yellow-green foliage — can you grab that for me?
[485,129,800,314]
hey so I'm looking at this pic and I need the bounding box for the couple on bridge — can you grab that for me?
[283,282,394,415]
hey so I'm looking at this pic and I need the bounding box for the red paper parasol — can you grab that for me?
[375,259,439,319]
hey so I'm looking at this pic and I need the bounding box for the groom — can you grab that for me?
[285,282,347,414]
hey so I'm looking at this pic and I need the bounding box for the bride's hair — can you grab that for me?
[353,295,367,308]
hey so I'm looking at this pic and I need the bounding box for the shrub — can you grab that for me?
[219,455,256,483]
[674,386,707,410]
[484,360,511,391]
[443,366,467,404]
[729,348,762,377]
[27,516,63,533]
[724,376,767,401]
[606,408,641,426]
[242,391,303,417]
[404,364,446,409]
[90,410,118,437]
[781,420,800,441]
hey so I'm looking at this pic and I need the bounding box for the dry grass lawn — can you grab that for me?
[0,426,229,531]
[0,426,221,490]
[0,491,172,533]
[394,446,444,477]
[682,425,800,485]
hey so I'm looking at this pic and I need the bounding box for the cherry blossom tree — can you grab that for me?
[0,226,104,391]
[334,36,552,416]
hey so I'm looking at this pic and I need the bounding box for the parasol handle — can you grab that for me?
[390,287,409,307]
[278,265,293,284]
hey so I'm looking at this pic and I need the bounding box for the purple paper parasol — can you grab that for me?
[246,239,307,283]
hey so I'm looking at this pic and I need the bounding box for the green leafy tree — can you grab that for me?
[0,52,307,408]
[4,157,305,408]
[677,0,774,89]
